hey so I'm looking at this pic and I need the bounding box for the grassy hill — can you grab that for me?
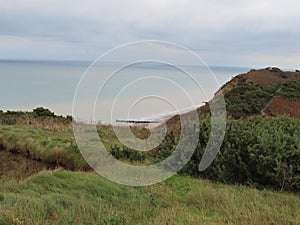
[1,170,300,225]
[218,67,300,119]
[1,115,300,192]
[165,67,300,130]
[0,68,300,224]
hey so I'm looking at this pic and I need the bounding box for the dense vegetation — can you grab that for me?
[109,116,300,191]
[224,78,276,118]
[278,80,300,100]
[111,145,146,162]
[184,116,300,191]
[0,107,71,127]
[1,107,299,192]
[223,68,300,119]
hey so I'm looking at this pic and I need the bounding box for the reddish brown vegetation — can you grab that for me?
[246,69,284,86]
[165,68,300,125]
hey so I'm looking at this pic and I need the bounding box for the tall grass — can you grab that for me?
[0,126,87,170]
[0,170,299,225]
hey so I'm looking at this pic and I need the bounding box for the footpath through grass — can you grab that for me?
[0,170,299,225]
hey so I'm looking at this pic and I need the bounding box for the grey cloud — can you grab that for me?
[0,0,299,67]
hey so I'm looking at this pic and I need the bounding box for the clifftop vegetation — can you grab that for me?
[219,67,300,119]
[0,68,300,224]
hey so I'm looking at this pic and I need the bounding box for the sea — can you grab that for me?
[0,60,250,123]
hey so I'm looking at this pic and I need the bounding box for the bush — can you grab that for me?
[225,81,274,118]
[66,115,73,121]
[109,115,300,191]
[269,67,283,73]
[1,115,17,125]
[278,81,300,100]
[33,107,55,117]
[176,116,300,191]
[156,131,176,159]
[111,145,146,162]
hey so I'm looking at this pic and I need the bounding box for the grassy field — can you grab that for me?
[0,125,86,171]
[0,114,300,224]
[0,124,160,171]
[0,170,300,225]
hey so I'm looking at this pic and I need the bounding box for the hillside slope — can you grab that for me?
[218,67,300,119]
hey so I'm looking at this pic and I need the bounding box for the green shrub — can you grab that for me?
[33,107,55,117]
[156,131,176,159]
[269,67,283,73]
[278,81,300,100]
[1,115,17,125]
[111,145,146,162]
[225,81,275,118]
[176,116,300,191]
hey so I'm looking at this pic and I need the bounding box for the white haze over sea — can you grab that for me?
[0,60,250,123]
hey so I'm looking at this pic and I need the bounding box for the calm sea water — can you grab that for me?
[0,60,250,122]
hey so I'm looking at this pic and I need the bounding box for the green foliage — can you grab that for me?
[269,67,283,73]
[0,111,25,125]
[0,171,300,225]
[225,80,275,119]
[1,115,17,125]
[0,108,72,127]
[1,111,299,192]
[278,81,300,100]
[180,116,300,191]
[224,73,300,118]
[66,115,73,121]
[156,131,176,159]
[111,145,146,162]
[33,107,55,117]
[0,126,87,171]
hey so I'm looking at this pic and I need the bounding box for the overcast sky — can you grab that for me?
[0,0,299,68]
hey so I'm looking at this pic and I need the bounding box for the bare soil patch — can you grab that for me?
[246,69,284,86]
[0,148,55,181]
[266,96,300,118]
